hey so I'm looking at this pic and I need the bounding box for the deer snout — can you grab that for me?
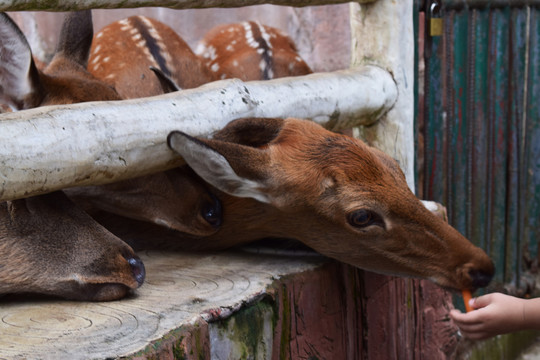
[469,268,494,289]
[127,254,146,288]
[457,251,495,290]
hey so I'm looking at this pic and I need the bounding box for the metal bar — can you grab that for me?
[506,7,528,288]
[448,10,468,234]
[469,9,490,251]
[486,8,510,284]
[423,9,446,203]
[524,8,540,264]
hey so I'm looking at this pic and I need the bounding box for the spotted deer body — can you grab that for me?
[196,21,312,81]
[0,11,145,301]
[88,15,215,99]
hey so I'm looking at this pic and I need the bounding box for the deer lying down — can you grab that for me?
[88,15,215,98]
[0,11,145,301]
[196,21,312,80]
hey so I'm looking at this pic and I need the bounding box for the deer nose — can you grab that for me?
[127,255,146,287]
[469,268,493,289]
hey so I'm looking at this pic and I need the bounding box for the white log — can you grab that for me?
[0,0,375,11]
[350,0,415,191]
[0,66,397,201]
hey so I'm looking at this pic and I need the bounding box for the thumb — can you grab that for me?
[471,293,495,309]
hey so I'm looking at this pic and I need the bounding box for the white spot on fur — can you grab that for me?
[226,44,234,52]
[194,43,206,55]
[232,60,239,67]
[92,44,102,55]
[105,74,116,80]
[131,33,142,41]
[211,63,220,72]
[242,22,259,49]
[91,55,101,64]
[96,32,104,39]
[204,45,217,61]
[103,56,110,63]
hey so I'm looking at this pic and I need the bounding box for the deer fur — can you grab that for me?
[0,11,145,301]
[196,21,312,80]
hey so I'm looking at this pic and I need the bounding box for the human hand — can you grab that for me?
[449,292,526,340]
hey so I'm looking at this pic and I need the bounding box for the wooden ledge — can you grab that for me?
[0,250,326,359]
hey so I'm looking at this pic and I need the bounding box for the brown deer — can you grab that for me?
[0,11,145,301]
[164,117,492,291]
[67,19,314,241]
[65,15,223,237]
[74,19,494,292]
[196,21,312,81]
[88,15,215,98]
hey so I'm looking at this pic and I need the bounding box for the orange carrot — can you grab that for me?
[462,290,473,312]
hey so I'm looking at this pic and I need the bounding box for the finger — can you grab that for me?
[472,293,496,309]
[454,321,486,333]
[449,309,483,325]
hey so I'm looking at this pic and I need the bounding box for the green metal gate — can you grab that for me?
[421,0,540,294]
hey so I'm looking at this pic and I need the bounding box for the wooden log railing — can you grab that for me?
[0,66,397,201]
[0,0,375,11]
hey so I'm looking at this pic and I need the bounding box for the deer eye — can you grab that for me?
[347,210,384,229]
[201,194,222,228]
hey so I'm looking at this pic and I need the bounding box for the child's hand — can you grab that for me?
[449,293,526,340]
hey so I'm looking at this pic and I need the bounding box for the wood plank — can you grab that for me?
[0,250,325,359]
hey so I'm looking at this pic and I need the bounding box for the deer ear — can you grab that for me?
[150,66,181,93]
[212,117,285,147]
[167,131,271,203]
[0,13,43,110]
[55,10,93,67]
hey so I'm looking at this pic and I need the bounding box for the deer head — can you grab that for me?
[0,11,145,300]
[167,117,494,291]
[196,21,312,81]
[0,192,144,301]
